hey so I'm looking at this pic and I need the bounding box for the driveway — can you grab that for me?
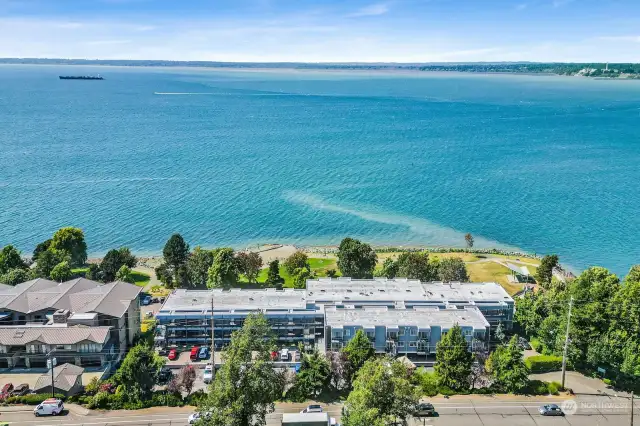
[530,371,630,397]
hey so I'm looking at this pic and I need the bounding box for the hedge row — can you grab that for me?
[4,394,66,405]
[525,355,563,373]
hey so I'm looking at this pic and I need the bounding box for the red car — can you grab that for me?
[167,349,178,360]
[0,383,14,399]
[189,346,199,361]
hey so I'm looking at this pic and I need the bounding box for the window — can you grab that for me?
[366,331,375,339]
[418,331,429,339]
[397,341,405,348]
[409,342,417,348]
[410,328,417,336]
[399,327,406,336]
[345,329,351,337]
[387,331,398,340]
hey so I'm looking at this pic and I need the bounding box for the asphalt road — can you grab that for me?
[1,396,637,426]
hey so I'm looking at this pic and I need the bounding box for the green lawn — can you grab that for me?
[241,258,340,288]
[70,267,150,287]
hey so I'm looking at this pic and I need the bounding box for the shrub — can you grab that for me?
[603,378,612,386]
[438,386,456,396]
[413,368,439,397]
[6,393,66,405]
[524,355,563,373]
[523,380,550,395]
[547,381,562,395]
[529,337,543,353]
[84,376,101,395]
[185,389,207,406]
[150,391,184,407]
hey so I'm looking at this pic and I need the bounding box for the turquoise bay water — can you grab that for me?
[1,65,639,275]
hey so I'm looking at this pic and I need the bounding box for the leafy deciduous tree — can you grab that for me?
[342,357,420,426]
[0,268,31,285]
[198,314,284,426]
[342,329,375,385]
[186,247,215,288]
[287,350,331,401]
[32,239,52,262]
[0,245,27,274]
[396,252,438,282]
[207,248,238,289]
[437,257,469,282]
[485,335,530,393]
[178,364,197,396]
[113,343,165,402]
[50,261,72,282]
[292,267,312,289]
[435,325,473,392]
[336,238,377,279]
[50,227,88,267]
[283,251,309,276]
[536,255,559,289]
[236,252,263,284]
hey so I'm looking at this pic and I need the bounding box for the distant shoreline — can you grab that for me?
[2,60,639,79]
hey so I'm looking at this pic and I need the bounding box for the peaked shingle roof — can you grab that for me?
[0,326,111,345]
[34,363,85,392]
[0,278,141,317]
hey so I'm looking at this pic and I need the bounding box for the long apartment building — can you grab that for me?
[155,278,513,356]
[0,278,142,369]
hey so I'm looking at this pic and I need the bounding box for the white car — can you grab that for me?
[203,364,213,384]
[188,412,201,424]
[300,404,323,413]
[34,398,64,417]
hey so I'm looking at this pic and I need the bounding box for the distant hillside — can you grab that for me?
[1,58,639,77]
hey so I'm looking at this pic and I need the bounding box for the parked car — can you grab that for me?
[141,295,152,306]
[159,367,173,383]
[34,398,64,417]
[280,348,289,361]
[168,349,178,360]
[539,404,564,416]
[203,364,213,384]
[0,383,14,398]
[190,346,200,361]
[300,404,323,413]
[189,412,211,424]
[518,337,532,350]
[11,383,29,396]
[145,311,154,319]
[414,402,435,417]
[198,346,210,360]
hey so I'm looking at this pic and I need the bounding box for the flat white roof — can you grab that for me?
[307,278,513,304]
[159,288,310,314]
[325,306,490,330]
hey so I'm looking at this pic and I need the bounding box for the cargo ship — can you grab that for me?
[59,75,104,80]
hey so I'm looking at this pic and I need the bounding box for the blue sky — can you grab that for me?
[0,0,639,62]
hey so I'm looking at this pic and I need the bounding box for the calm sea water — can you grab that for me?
[1,65,639,275]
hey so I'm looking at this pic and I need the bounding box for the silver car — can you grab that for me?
[539,404,564,416]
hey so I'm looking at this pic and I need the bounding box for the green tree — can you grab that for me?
[186,247,215,288]
[34,249,67,279]
[288,350,331,400]
[198,314,284,426]
[336,238,378,279]
[85,263,102,281]
[437,257,469,282]
[494,322,506,344]
[207,248,238,289]
[396,252,437,281]
[32,239,52,262]
[379,257,398,279]
[342,329,375,385]
[163,233,190,271]
[292,267,312,289]
[0,245,27,274]
[283,251,309,276]
[342,357,420,426]
[535,255,559,288]
[435,325,473,392]
[624,264,640,284]
[486,336,530,393]
[0,268,31,285]
[100,247,137,282]
[116,265,133,283]
[50,227,88,267]
[236,252,263,284]
[465,233,474,249]
[113,343,165,402]
[265,260,283,288]
[155,263,174,287]
[50,261,72,282]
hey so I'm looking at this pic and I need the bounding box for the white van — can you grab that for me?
[280,348,289,361]
[34,398,64,416]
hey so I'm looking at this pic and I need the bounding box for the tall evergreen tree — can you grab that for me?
[485,335,530,393]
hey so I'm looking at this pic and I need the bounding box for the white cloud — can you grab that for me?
[597,35,640,43]
[347,3,390,18]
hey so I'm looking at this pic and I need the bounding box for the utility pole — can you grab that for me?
[561,296,573,390]
[631,391,634,426]
[47,350,57,398]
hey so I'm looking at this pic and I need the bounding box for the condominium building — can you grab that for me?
[0,278,142,369]
[155,278,513,356]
